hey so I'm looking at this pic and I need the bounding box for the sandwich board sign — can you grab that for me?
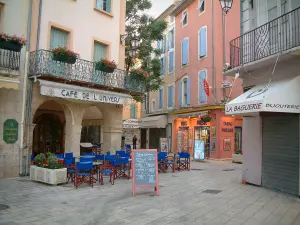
[132,149,159,196]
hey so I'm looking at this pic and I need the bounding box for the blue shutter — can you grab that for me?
[130,104,136,118]
[169,51,174,73]
[163,56,166,75]
[199,71,207,103]
[187,76,191,105]
[200,27,207,57]
[157,40,160,50]
[179,81,182,106]
[182,39,188,65]
[106,0,111,12]
[159,89,163,109]
[168,86,173,108]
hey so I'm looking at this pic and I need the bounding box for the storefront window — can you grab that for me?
[194,126,210,158]
[80,125,101,145]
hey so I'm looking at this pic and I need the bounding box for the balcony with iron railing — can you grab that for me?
[228,7,300,71]
[0,48,21,71]
[29,50,145,95]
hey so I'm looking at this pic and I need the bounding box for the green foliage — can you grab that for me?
[34,153,46,166]
[48,155,63,169]
[125,0,167,101]
[46,152,54,158]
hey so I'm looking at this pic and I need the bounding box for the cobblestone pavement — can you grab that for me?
[0,161,300,225]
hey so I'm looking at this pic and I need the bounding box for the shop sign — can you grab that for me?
[194,140,205,160]
[181,121,188,127]
[3,119,18,144]
[41,84,129,105]
[123,119,141,129]
[160,138,168,152]
[197,120,207,125]
[222,121,233,133]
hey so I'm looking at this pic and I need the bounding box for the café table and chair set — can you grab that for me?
[157,152,190,173]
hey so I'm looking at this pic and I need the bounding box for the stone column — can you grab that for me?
[101,104,123,154]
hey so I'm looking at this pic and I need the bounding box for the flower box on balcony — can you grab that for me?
[95,58,116,73]
[53,54,77,64]
[0,41,23,52]
[95,64,115,73]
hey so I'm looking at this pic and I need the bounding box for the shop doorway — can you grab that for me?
[149,128,166,149]
[32,101,65,156]
[194,126,210,158]
[234,127,242,153]
[177,127,189,153]
[140,128,147,149]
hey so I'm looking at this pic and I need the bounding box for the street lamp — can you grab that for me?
[219,0,233,14]
[131,36,139,50]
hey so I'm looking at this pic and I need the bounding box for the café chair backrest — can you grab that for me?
[80,157,93,162]
[65,152,74,158]
[76,162,93,171]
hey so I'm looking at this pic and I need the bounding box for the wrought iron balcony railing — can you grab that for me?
[0,48,21,71]
[29,49,145,94]
[229,7,300,69]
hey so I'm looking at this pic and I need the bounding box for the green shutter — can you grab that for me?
[94,42,107,61]
[130,104,136,118]
[50,27,68,50]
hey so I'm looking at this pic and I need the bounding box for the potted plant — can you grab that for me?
[0,32,27,52]
[130,68,150,80]
[201,115,212,123]
[52,47,78,64]
[95,58,117,73]
[30,153,67,185]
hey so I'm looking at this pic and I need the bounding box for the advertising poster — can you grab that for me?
[223,138,231,151]
[160,138,168,152]
[194,140,205,160]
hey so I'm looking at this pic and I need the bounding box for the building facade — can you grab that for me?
[171,0,243,159]
[225,0,300,195]
[0,0,143,178]
[140,4,178,152]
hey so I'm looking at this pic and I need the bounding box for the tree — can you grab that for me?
[125,0,167,103]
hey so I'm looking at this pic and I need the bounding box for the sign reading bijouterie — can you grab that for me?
[40,81,130,105]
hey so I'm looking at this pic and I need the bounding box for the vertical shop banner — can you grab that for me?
[3,119,18,144]
[194,140,205,160]
[160,138,168,152]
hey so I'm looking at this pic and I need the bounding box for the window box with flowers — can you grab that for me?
[0,32,27,52]
[52,47,78,64]
[95,58,117,73]
[130,68,150,81]
[30,153,67,185]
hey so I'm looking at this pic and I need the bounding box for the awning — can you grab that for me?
[123,119,141,129]
[226,76,300,115]
[39,80,132,105]
[140,115,168,128]
[0,78,20,90]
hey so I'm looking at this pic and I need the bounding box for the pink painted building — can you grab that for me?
[171,0,243,159]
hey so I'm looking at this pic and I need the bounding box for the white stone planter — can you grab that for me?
[232,154,243,164]
[30,165,67,185]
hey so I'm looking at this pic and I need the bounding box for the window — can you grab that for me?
[93,41,108,61]
[160,56,165,75]
[168,29,174,49]
[180,11,188,26]
[198,70,207,103]
[198,0,205,14]
[130,104,137,118]
[81,125,101,145]
[198,26,207,59]
[50,27,69,50]
[152,100,156,112]
[181,38,189,65]
[179,77,191,106]
[158,88,163,110]
[168,50,174,73]
[96,0,111,13]
[0,3,3,28]
[163,35,167,53]
[167,85,174,108]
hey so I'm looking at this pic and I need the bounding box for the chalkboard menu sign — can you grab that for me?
[132,149,159,196]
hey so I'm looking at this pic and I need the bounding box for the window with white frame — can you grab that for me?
[181,38,189,65]
[198,0,205,14]
[152,99,156,112]
[198,70,208,103]
[179,77,190,107]
[160,56,165,75]
[168,50,174,73]
[181,11,188,26]
[183,78,188,105]
[96,0,111,13]
[198,26,207,59]
[168,29,174,49]
[169,15,175,24]
[93,41,108,61]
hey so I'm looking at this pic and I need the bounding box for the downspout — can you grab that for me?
[36,0,43,50]
[211,0,216,104]
[20,0,33,176]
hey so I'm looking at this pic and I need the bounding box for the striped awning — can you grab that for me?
[0,78,20,90]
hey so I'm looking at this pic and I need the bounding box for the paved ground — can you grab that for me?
[0,161,300,225]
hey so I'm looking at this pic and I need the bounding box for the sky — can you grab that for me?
[147,0,174,18]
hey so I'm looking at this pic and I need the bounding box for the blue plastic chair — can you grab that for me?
[105,155,117,164]
[99,164,115,185]
[65,152,74,158]
[74,162,94,188]
[178,152,190,171]
[112,158,130,179]
[64,157,75,183]
[158,152,167,172]
[55,153,64,159]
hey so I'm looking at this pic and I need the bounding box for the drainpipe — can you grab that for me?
[211,0,217,104]
[19,0,33,176]
[36,0,43,50]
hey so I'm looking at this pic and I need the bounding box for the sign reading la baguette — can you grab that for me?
[226,103,262,113]
[41,85,128,105]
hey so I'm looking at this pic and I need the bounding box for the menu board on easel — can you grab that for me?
[132,149,159,196]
